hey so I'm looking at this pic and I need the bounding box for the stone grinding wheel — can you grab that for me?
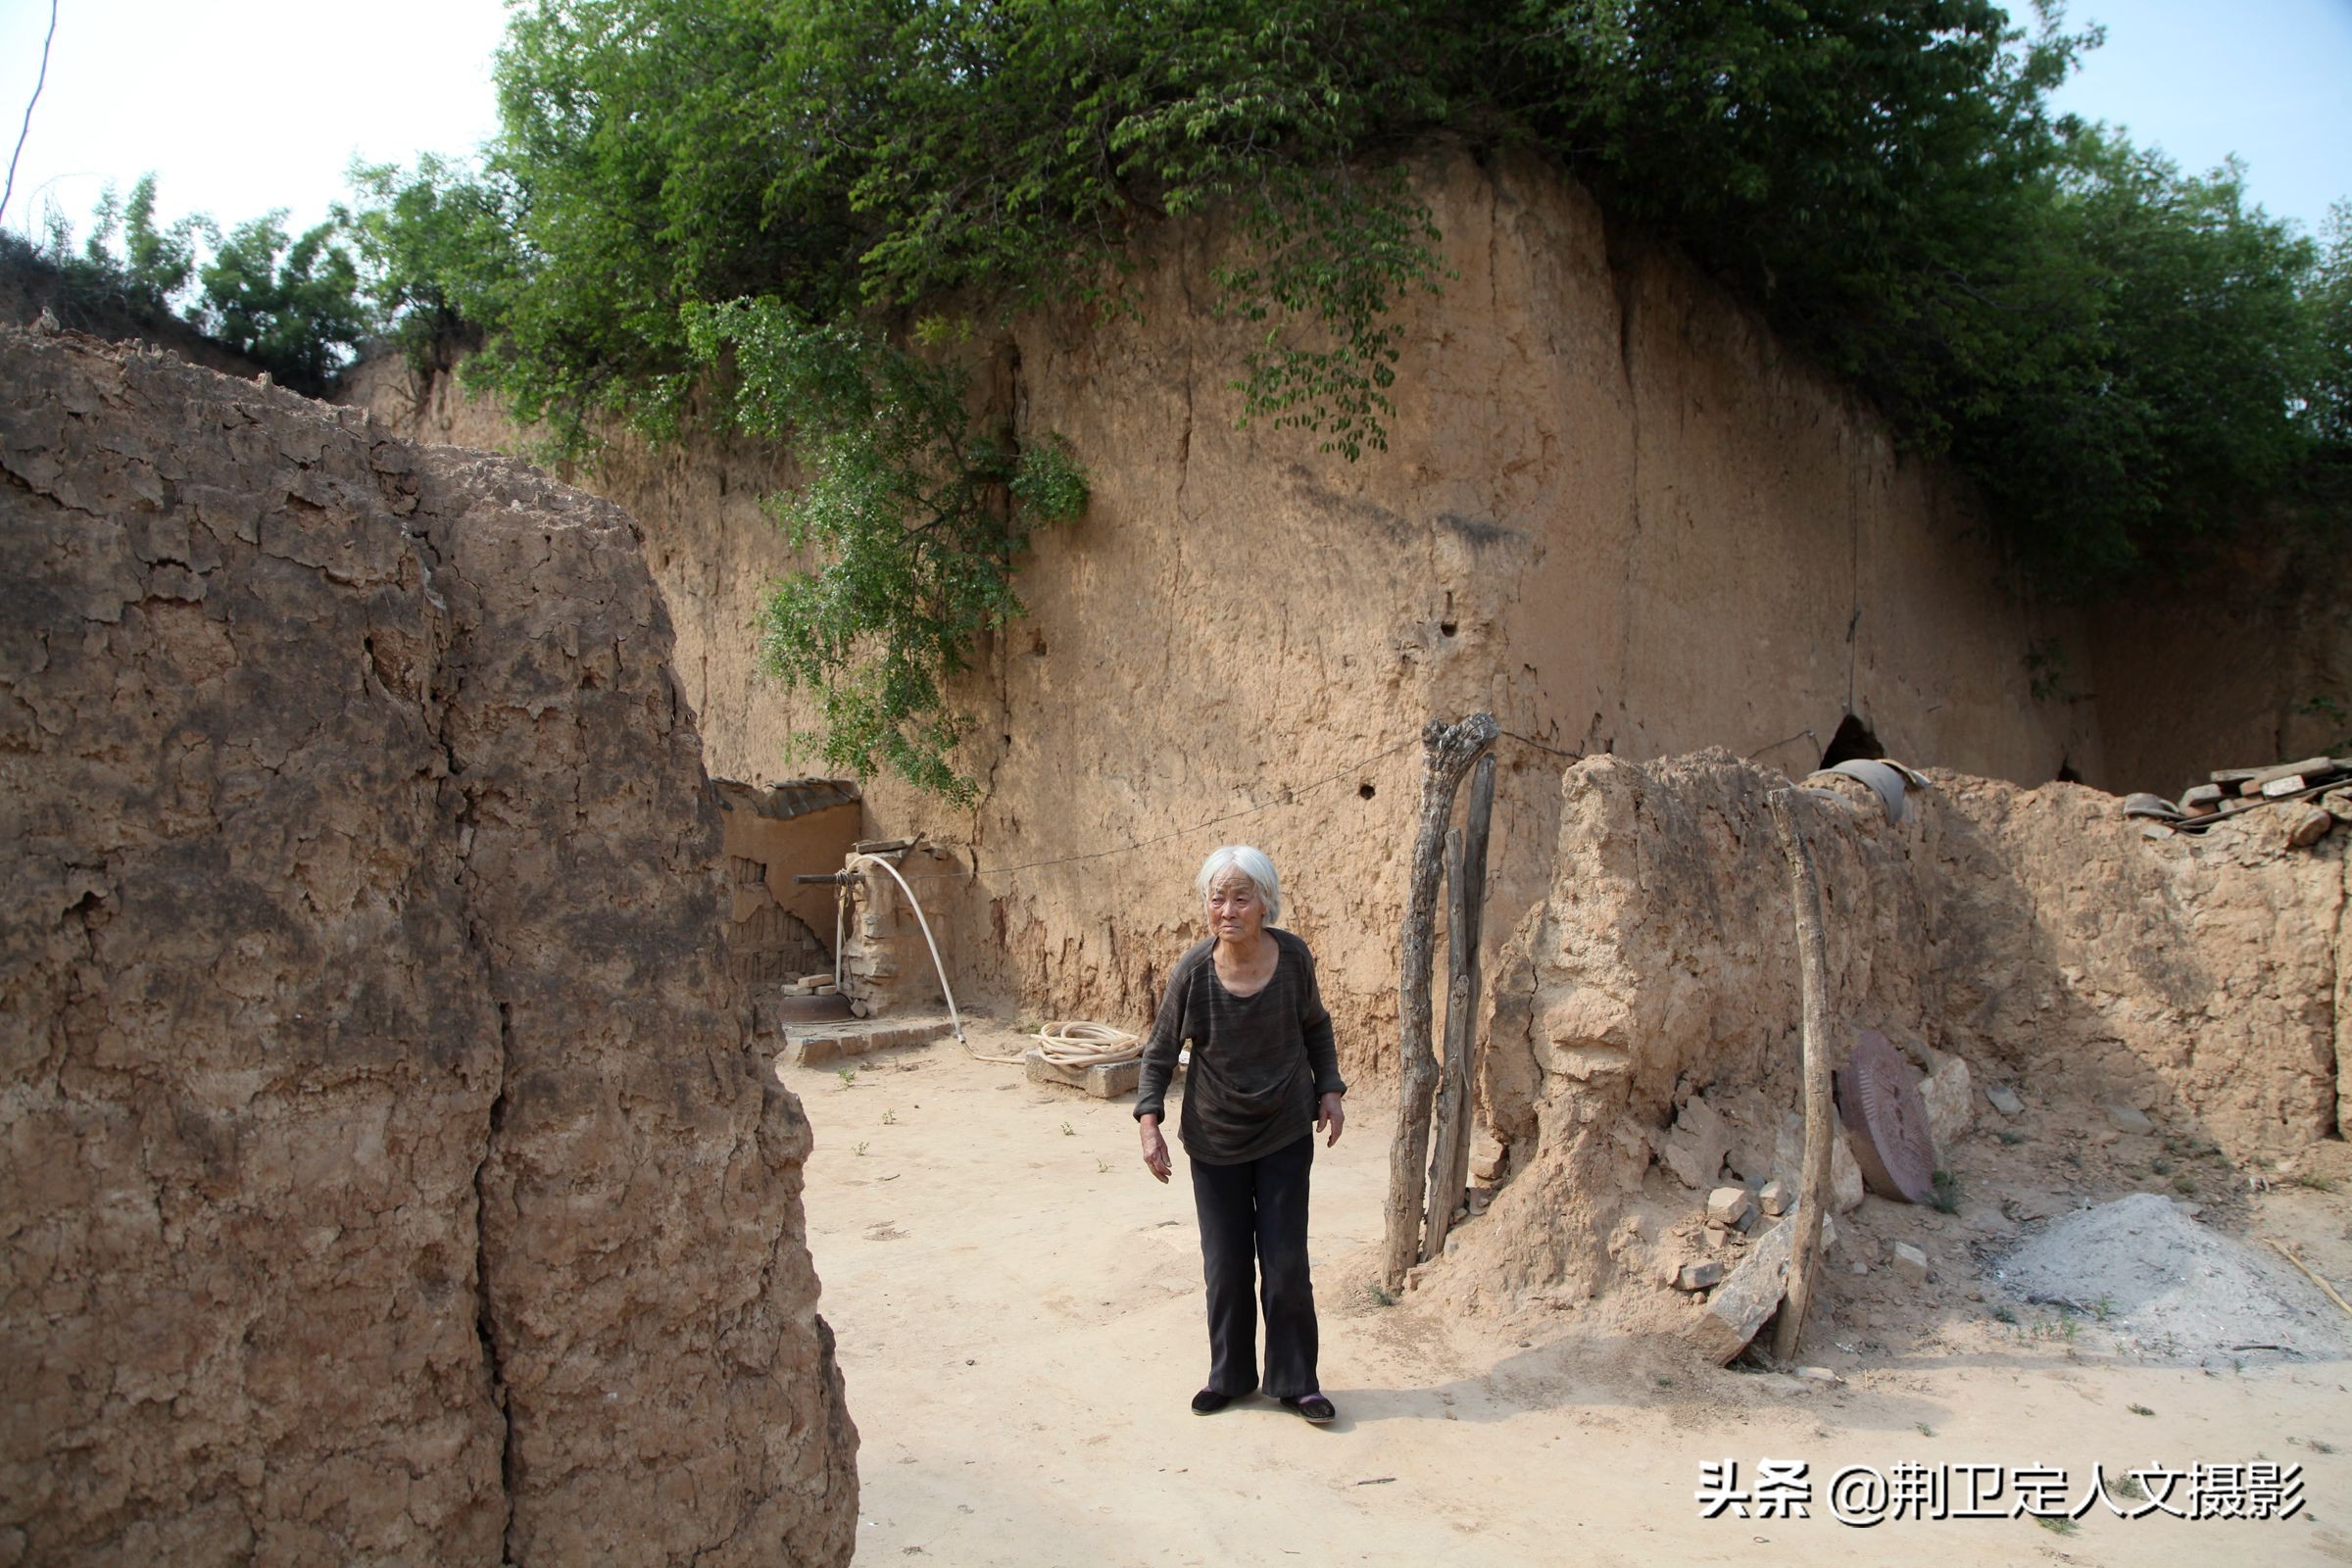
[1834,1028,1938,1203]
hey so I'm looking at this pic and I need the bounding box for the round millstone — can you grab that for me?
[1834,1028,1938,1203]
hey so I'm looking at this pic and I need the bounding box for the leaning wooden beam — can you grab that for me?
[1381,712,1498,1290]
[1421,827,1471,1263]
[1767,788,1836,1362]
[1422,751,1497,1262]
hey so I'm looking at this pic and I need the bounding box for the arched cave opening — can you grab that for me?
[1819,712,1884,769]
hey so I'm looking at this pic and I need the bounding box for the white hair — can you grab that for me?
[1196,845,1281,925]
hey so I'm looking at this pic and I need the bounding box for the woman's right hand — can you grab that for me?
[1138,1114,1171,1184]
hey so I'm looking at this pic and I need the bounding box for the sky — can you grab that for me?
[0,0,2347,252]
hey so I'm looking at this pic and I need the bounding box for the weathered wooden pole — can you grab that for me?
[1422,751,1496,1262]
[1381,712,1498,1291]
[1421,827,1471,1263]
[1766,788,1835,1363]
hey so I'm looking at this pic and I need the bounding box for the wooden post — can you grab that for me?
[1767,788,1835,1363]
[1422,751,1496,1262]
[1381,713,1498,1290]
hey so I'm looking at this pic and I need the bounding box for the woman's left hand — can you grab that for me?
[1317,1092,1346,1148]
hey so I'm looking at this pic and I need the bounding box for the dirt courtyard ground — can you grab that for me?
[781,1022,2352,1567]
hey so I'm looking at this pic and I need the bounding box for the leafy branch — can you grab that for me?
[683,300,1086,803]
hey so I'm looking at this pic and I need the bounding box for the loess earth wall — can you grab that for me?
[1,329,857,1564]
[345,143,2341,1080]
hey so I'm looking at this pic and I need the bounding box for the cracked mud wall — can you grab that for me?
[1,329,855,1564]
[1458,751,2345,1302]
[352,143,2152,1078]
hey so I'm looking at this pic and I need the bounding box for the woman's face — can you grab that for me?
[1205,870,1266,944]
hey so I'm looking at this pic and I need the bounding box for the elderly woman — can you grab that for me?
[1136,845,1348,1423]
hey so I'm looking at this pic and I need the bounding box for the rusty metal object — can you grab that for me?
[1834,1028,1938,1203]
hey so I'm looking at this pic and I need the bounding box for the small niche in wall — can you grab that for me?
[1819,712,1885,769]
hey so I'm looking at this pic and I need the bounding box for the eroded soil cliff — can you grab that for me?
[0,329,856,1564]
[1448,749,2347,1328]
[345,144,2351,1093]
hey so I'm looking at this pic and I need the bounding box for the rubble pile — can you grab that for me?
[2124,755,2352,848]
[1420,748,2347,1360]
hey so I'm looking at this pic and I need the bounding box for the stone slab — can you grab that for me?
[1022,1049,1143,1099]
[784,1014,954,1066]
[1687,1202,1803,1363]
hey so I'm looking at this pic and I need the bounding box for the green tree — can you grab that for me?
[349,0,2348,787]
[686,299,1087,801]
[196,213,374,394]
[1970,134,2322,580]
[2308,202,2352,448]
[85,173,212,314]
[345,155,527,371]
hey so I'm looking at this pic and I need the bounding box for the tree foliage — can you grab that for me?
[345,155,526,372]
[196,213,373,394]
[347,0,2349,788]
[2309,203,2352,449]
[85,174,209,315]
[13,175,374,394]
[685,299,1086,801]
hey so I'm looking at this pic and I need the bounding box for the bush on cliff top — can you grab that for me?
[352,0,2347,793]
[15,174,374,396]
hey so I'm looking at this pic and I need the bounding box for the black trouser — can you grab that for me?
[1189,1133,1318,1398]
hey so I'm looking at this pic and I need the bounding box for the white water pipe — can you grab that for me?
[844,851,964,1044]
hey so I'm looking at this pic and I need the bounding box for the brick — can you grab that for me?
[1022,1049,1143,1099]
[1670,1260,1724,1292]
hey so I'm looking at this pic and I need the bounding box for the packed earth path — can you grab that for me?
[779,1022,2352,1567]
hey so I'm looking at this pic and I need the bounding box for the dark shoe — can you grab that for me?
[1192,1389,1235,1415]
[1282,1393,1337,1424]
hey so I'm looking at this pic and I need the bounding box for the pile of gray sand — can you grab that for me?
[1993,1193,2352,1364]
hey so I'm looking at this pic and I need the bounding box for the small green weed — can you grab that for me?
[1060,1120,1075,1137]
[2310,1439,2337,1455]
[2034,1515,2079,1536]
[1991,1303,2018,1325]
[880,1107,898,1125]
[852,1141,869,1156]
[1931,1169,1962,1214]
[836,1067,858,1091]
[2128,1402,2154,1416]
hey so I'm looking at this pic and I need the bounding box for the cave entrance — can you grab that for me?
[713,778,862,997]
[1819,712,1884,769]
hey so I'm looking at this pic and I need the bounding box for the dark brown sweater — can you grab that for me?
[1134,929,1346,1165]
